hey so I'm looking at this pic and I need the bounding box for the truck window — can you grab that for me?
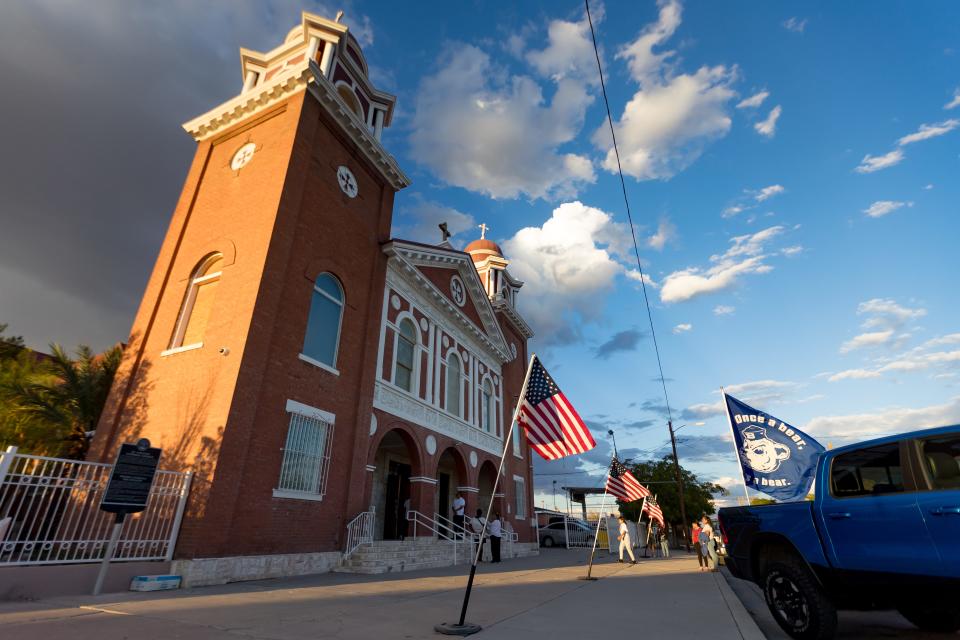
[831,443,904,497]
[919,436,960,490]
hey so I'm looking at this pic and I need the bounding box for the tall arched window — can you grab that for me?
[170,254,223,349]
[302,273,344,370]
[446,354,462,418]
[394,319,417,392]
[482,379,494,433]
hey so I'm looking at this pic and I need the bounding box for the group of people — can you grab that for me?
[616,517,670,563]
[451,492,503,563]
[692,515,719,572]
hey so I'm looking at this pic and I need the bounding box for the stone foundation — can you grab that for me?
[172,551,342,587]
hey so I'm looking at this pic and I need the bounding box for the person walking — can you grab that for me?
[470,508,487,562]
[452,492,466,538]
[692,521,706,570]
[700,515,718,572]
[489,512,502,563]
[660,527,670,558]
[617,516,636,564]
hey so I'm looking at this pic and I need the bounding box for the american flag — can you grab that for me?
[605,459,650,502]
[518,357,597,460]
[643,496,665,527]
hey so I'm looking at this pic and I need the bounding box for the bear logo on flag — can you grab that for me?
[740,425,791,473]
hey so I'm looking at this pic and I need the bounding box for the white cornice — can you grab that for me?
[181,60,409,192]
[493,298,534,339]
[384,242,512,362]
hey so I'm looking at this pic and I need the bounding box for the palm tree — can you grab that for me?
[4,344,122,459]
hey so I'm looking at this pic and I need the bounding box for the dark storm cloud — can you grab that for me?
[0,0,371,351]
[593,328,645,359]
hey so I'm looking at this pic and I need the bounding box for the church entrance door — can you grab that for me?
[383,460,411,540]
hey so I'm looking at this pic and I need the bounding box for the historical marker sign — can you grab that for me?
[100,439,161,514]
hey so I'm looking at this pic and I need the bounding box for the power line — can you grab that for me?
[584,0,675,428]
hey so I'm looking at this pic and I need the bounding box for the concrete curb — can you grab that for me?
[715,569,767,640]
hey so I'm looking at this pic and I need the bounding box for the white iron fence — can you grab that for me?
[344,507,375,559]
[0,446,191,566]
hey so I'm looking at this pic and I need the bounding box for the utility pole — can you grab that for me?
[668,420,691,552]
[552,480,557,511]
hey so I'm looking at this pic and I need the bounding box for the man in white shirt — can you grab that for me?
[452,492,466,537]
[470,509,487,562]
[488,512,502,563]
[618,516,636,564]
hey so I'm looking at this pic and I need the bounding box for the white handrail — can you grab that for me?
[344,507,375,559]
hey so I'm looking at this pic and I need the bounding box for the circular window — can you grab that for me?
[337,165,358,198]
[230,142,256,171]
[450,274,467,307]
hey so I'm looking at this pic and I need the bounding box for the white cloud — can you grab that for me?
[755,184,784,202]
[713,304,735,315]
[855,118,958,173]
[923,183,935,190]
[410,32,596,199]
[736,90,769,109]
[754,105,782,137]
[393,196,475,246]
[839,330,895,354]
[946,88,960,110]
[806,396,960,439]
[863,200,913,218]
[625,270,658,287]
[829,332,960,382]
[897,118,960,146]
[525,8,601,84]
[855,149,905,173]
[503,201,634,344]
[781,245,803,257]
[858,298,927,327]
[783,17,808,33]
[647,218,676,250]
[594,0,738,180]
[673,323,692,334]
[722,205,745,218]
[660,226,785,303]
[725,379,799,405]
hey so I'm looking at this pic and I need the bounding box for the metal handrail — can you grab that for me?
[344,507,375,559]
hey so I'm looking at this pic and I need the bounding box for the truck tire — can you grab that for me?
[897,606,960,633]
[761,557,837,640]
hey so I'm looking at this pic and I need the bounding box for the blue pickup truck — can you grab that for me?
[718,424,960,640]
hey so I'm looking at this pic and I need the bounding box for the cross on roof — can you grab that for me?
[478,223,489,239]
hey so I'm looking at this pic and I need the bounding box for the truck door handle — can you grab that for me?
[827,512,852,519]
[929,506,960,516]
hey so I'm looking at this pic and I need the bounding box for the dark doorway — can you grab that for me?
[383,460,411,540]
[438,472,451,538]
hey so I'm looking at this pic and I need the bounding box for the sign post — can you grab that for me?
[93,439,161,595]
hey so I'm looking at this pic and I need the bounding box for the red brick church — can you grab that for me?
[88,11,537,585]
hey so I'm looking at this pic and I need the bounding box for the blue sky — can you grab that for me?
[1,0,958,508]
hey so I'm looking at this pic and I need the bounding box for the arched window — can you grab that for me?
[170,254,223,349]
[446,354,462,418]
[482,379,494,433]
[336,84,363,118]
[394,319,417,392]
[302,273,344,370]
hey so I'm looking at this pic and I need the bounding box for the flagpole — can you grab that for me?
[721,387,751,505]
[437,354,536,636]
[580,453,613,581]
[645,494,657,548]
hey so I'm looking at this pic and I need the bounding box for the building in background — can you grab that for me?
[88,11,535,585]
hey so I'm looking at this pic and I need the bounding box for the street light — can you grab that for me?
[667,420,704,552]
[608,429,618,459]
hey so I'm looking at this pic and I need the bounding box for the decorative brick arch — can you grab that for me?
[367,421,424,477]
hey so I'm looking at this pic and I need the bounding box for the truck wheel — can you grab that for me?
[761,558,837,640]
[542,536,554,548]
[897,606,960,633]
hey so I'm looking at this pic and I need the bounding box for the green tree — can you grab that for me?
[617,456,727,528]
[2,340,122,459]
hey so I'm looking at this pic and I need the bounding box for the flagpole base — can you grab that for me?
[578,576,599,581]
[435,622,482,636]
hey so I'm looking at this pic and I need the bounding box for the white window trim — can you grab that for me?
[160,342,204,357]
[302,274,344,370]
[445,352,463,419]
[511,421,523,459]
[481,377,495,435]
[513,475,526,520]
[273,400,336,501]
[392,315,420,395]
[169,255,223,350]
[298,352,340,376]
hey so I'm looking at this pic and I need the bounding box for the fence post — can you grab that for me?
[165,471,192,562]
[564,515,570,549]
[0,446,18,488]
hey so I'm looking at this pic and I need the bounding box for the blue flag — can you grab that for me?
[724,392,825,502]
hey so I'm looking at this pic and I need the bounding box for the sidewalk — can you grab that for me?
[0,550,764,640]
